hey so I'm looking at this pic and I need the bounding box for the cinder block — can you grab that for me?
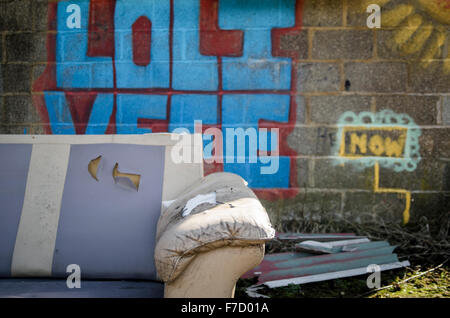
[303,0,343,27]
[3,95,37,124]
[313,159,375,190]
[4,123,46,134]
[377,30,412,60]
[279,31,308,60]
[287,126,338,156]
[296,63,340,92]
[219,0,294,91]
[219,0,295,28]
[295,157,311,188]
[33,0,50,31]
[222,60,292,90]
[169,94,218,130]
[346,0,369,27]
[116,94,167,134]
[32,64,46,83]
[26,124,46,134]
[172,30,186,62]
[0,124,29,134]
[344,62,407,92]
[172,61,218,91]
[312,30,373,60]
[409,61,450,93]
[378,159,449,191]
[443,97,450,125]
[263,191,342,226]
[56,63,94,89]
[408,192,450,224]
[310,95,372,124]
[376,95,439,125]
[295,95,306,124]
[0,96,4,123]
[419,128,450,159]
[1,64,31,93]
[0,0,33,31]
[116,60,169,89]
[56,31,114,88]
[343,192,404,224]
[6,33,47,63]
[343,192,377,223]
[347,191,450,226]
[59,32,92,63]
[117,28,169,62]
[372,193,408,223]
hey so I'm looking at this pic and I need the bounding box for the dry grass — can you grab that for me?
[236,212,449,298]
[268,213,450,265]
[236,264,449,298]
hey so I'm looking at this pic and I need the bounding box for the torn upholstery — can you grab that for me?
[154,172,275,283]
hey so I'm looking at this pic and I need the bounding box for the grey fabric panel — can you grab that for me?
[0,279,164,298]
[52,144,165,281]
[0,144,32,277]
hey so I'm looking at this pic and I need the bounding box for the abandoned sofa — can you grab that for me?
[0,133,274,298]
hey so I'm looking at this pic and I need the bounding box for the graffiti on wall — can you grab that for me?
[32,0,306,197]
[334,110,422,223]
[364,0,450,73]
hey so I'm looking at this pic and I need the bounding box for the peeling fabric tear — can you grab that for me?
[162,200,176,209]
[88,155,102,181]
[182,192,217,217]
[112,163,141,191]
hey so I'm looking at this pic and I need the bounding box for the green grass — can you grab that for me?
[236,265,449,298]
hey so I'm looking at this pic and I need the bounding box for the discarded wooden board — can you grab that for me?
[243,234,410,292]
[295,239,373,254]
[295,240,355,254]
[247,261,410,291]
[276,232,366,242]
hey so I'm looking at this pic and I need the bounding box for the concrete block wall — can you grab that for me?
[1,0,449,226]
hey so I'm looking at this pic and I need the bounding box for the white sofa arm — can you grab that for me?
[154,172,274,297]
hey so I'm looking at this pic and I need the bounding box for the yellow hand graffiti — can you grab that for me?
[416,0,450,25]
[363,0,450,73]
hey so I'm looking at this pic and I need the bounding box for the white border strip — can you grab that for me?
[11,144,71,277]
[0,133,204,209]
[161,144,203,201]
[261,261,410,289]
[0,133,194,146]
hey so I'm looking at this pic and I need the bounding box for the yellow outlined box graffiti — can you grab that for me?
[334,110,422,224]
[339,127,408,159]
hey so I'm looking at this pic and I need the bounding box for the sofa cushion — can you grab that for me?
[155,172,275,283]
[0,144,32,277]
[0,142,165,281]
[0,279,164,298]
[50,144,165,280]
[0,134,204,282]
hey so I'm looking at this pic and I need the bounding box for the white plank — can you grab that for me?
[0,133,196,146]
[262,261,410,288]
[326,238,371,247]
